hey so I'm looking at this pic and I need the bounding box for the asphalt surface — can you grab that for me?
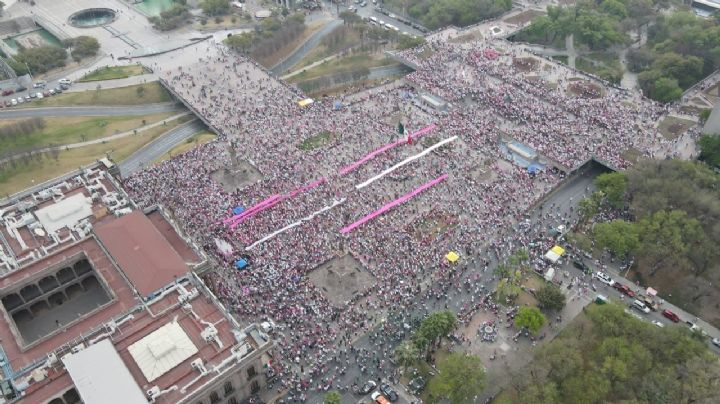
[0,103,182,118]
[271,19,345,75]
[119,119,207,177]
[293,167,603,404]
[330,0,425,36]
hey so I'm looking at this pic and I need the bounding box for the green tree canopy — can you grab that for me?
[200,0,230,16]
[536,283,567,312]
[15,45,67,74]
[698,134,720,168]
[514,307,546,335]
[594,171,628,208]
[324,391,341,404]
[427,352,486,404]
[593,219,639,259]
[64,36,100,62]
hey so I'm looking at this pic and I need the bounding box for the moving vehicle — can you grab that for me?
[593,272,615,286]
[371,392,390,404]
[652,320,664,328]
[379,384,398,402]
[572,259,591,274]
[632,299,650,314]
[662,309,680,323]
[58,78,71,85]
[33,80,46,88]
[712,338,720,348]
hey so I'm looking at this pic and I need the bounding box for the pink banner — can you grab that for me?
[226,177,327,229]
[340,174,448,234]
[339,124,437,176]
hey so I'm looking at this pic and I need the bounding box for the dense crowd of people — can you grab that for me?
[123,34,693,400]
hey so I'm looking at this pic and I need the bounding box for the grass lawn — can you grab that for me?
[0,113,176,155]
[79,65,147,82]
[289,53,394,82]
[657,116,696,140]
[298,130,337,151]
[154,132,217,164]
[0,120,184,196]
[550,55,568,65]
[257,20,327,69]
[25,82,171,107]
[449,31,483,44]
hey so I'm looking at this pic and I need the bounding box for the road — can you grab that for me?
[0,103,182,118]
[297,167,602,404]
[119,119,207,177]
[335,0,425,37]
[271,19,344,75]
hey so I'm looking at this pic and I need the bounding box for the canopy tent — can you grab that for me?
[544,245,565,263]
[232,206,245,215]
[446,251,460,263]
[235,259,248,270]
[333,100,343,110]
[298,98,314,107]
[646,287,658,297]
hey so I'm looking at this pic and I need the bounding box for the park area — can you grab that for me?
[23,82,171,107]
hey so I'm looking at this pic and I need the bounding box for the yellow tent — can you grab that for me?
[298,98,314,107]
[446,251,460,263]
[550,245,565,256]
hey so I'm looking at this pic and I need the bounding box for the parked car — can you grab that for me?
[652,320,664,328]
[593,271,615,286]
[29,92,37,98]
[43,91,50,97]
[613,283,635,298]
[16,97,24,104]
[662,309,680,323]
[58,78,72,85]
[572,259,591,274]
[33,80,46,88]
[371,392,390,404]
[54,87,63,94]
[36,92,44,99]
[1,89,14,96]
[357,380,377,395]
[379,384,398,402]
[60,84,70,90]
[712,338,720,348]
[16,86,27,92]
[632,299,650,314]
[10,98,17,106]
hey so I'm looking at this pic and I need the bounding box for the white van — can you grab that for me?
[58,78,71,85]
[370,16,378,24]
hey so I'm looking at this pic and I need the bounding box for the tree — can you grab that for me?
[536,283,566,312]
[339,10,361,25]
[148,4,189,31]
[417,310,457,349]
[225,32,253,53]
[698,134,720,167]
[0,1,5,16]
[514,307,546,335]
[64,36,100,62]
[593,220,639,259]
[594,172,627,209]
[427,352,486,404]
[652,77,682,102]
[324,391,341,404]
[201,0,230,16]
[394,341,419,372]
[637,210,706,276]
[15,45,67,74]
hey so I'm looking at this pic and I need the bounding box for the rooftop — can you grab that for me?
[95,211,191,298]
[0,164,261,404]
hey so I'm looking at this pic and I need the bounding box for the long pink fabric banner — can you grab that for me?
[226,177,327,229]
[340,173,448,234]
[338,124,437,176]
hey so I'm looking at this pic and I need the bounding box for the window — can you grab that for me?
[227,398,238,404]
[224,381,234,396]
[250,380,260,394]
[246,365,257,380]
[209,391,220,404]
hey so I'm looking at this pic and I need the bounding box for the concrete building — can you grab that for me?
[0,161,273,404]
